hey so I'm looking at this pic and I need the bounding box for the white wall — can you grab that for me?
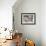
[13,0,41,46]
[0,0,16,30]
[41,0,46,46]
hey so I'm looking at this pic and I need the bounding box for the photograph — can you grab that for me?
[21,13,36,25]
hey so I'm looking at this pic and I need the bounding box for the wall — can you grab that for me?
[41,0,46,46]
[13,0,41,46]
[0,0,16,30]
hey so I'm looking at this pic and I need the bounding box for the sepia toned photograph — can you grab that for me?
[21,13,36,25]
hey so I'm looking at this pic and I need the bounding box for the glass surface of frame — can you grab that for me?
[21,13,36,25]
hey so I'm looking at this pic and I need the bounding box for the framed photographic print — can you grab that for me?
[21,13,36,25]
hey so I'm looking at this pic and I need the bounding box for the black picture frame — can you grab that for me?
[21,13,36,25]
